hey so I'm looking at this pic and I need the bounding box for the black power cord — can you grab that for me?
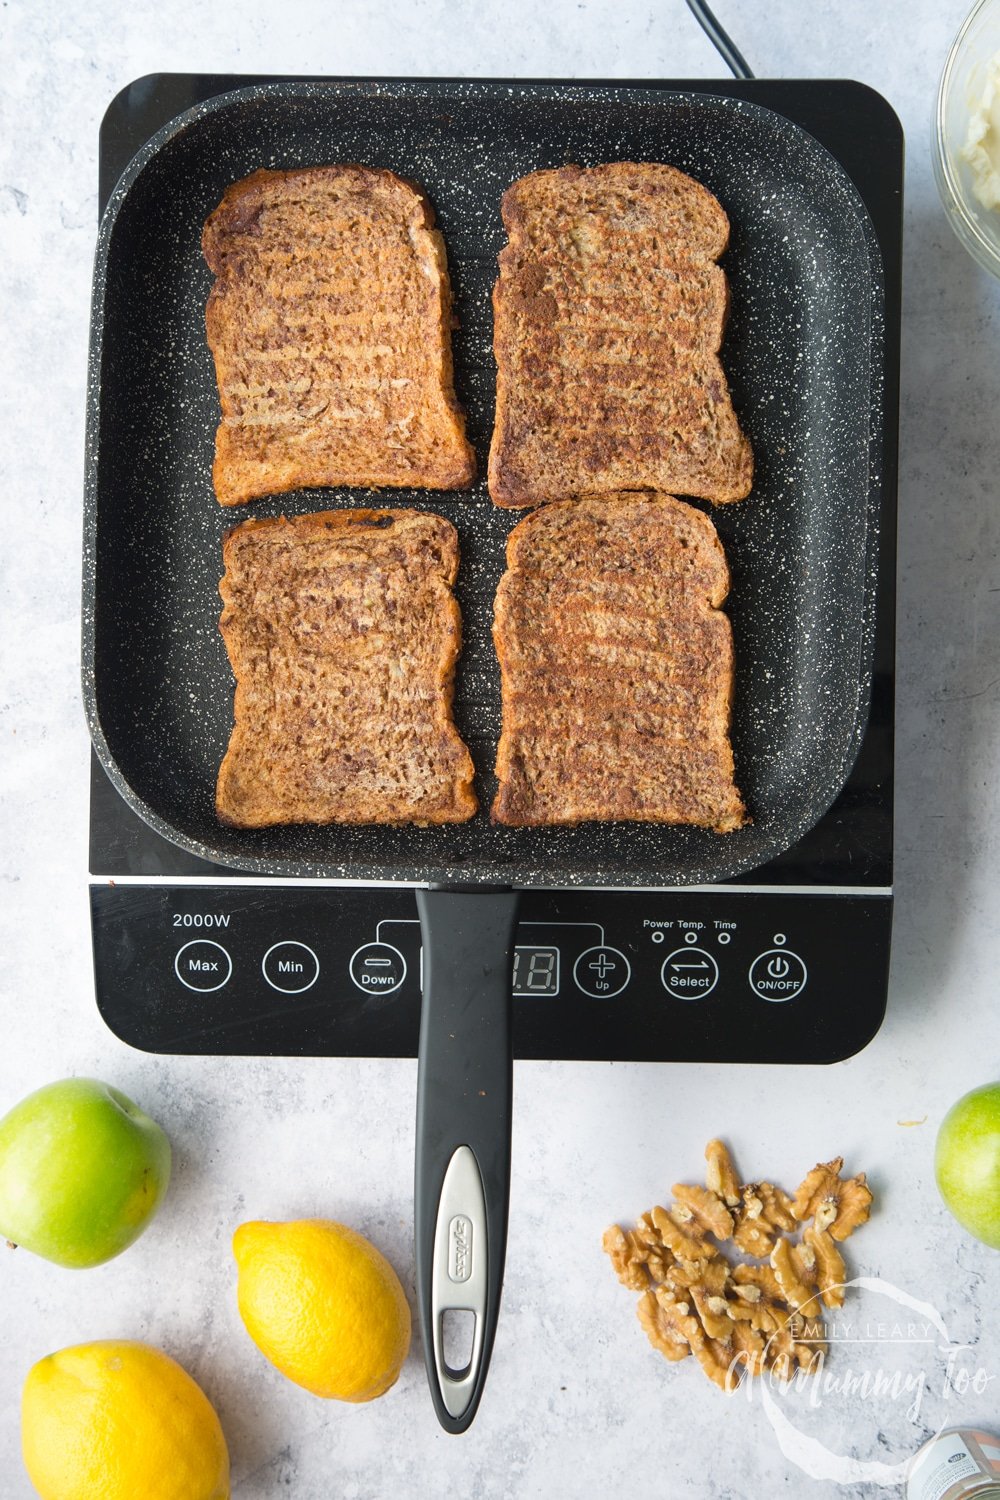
[685,0,755,79]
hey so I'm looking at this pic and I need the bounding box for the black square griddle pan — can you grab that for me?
[83,80,894,1431]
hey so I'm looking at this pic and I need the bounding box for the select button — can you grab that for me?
[262,941,320,994]
[661,947,720,1000]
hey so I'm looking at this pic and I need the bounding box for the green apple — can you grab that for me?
[935,1082,1000,1248]
[0,1078,171,1268]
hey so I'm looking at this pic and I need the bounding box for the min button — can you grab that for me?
[262,941,320,994]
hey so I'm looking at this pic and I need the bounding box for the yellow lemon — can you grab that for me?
[233,1218,411,1401]
[21,1339,230,1500]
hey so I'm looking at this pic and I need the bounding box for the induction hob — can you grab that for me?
[88,73,898,1064]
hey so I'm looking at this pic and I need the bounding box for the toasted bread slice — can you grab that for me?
[202,166,476,506]
[216,509,476,826]
[488,162,753,508]
[492,493,747,830]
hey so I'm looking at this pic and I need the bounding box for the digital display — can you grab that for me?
[512,946,560,997]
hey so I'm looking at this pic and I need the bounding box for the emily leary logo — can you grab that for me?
[733,1278,997,1487]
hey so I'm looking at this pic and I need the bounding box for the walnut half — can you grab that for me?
[705,1138,742,1208]
[803,1225,848,1309]
[636,1288,693,1362]
[793,1158,872,1241]
[733,1181,796,1258]
[602,1224,651,1292]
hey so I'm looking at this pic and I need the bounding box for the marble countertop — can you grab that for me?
[3,1,1000,1495]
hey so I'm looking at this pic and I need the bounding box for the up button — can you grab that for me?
[573,947,631,997]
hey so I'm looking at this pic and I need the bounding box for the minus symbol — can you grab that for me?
[364,958,392,968]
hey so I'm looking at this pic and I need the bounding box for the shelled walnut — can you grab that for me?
[793,1157,873,1240]
[602,1140,873,1392]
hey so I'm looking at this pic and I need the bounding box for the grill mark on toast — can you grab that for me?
[491,492,746,832]
[216,509,477,827]
[488,161,753,508]
[203,166,476,506]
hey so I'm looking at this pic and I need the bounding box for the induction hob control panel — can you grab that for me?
[91,883,891,1064]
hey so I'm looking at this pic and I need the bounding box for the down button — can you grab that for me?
[349,942,407,995]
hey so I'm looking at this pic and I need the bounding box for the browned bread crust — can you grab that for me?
[202,166,476,506]
[488,162,753,509]
[216,508,477,826]
[491,493,747,831]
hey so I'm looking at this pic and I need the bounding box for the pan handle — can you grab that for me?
[414,886,521,1434]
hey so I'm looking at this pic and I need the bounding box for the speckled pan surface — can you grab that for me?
[82,81,885,887]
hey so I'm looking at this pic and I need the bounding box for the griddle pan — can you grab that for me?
[83,80,887,1432]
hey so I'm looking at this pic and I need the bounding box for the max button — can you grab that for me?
[573,947,631,997]
[749,949,808,1002]
[349,942,407,995]
[174,940,232,993]
[262,941,319,994]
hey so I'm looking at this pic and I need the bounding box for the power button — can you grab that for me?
[748,949,808,1002]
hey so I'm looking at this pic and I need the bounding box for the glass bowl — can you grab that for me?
[933,0,1000,279]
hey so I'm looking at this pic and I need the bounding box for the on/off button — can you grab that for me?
[749,949,808,1002]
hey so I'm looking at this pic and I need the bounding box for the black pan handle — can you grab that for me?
[414,887,521,1434]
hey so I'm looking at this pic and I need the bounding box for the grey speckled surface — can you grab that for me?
[2,2,1000,1497]
[84,81,883,885]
